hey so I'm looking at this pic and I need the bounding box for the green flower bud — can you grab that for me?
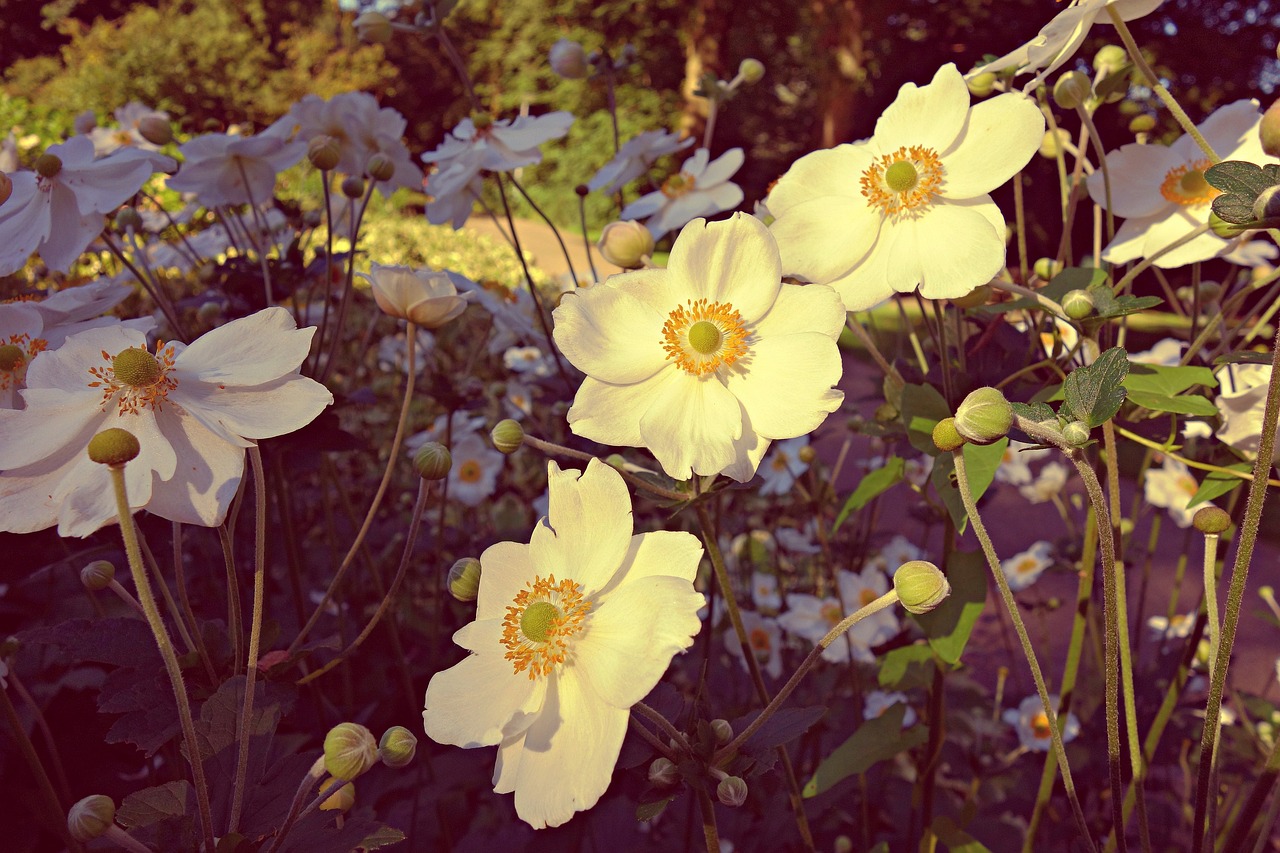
[1128,114,1156,135]
[549,39,589,79]
[893,560,950,615]
[1034,257,1063,281]
[353,11,394,45]
[447,557,482,602]
[966,71,997,98]
[932,417,966,452]
[81,560,116,591]
[1062,420,1091,447]
[324,722,378,781]
[1039,128,1072,159]
[340,175,365,199]
[738,58,765,84]
[34,153,62,179]
[1209,211,1251,239]
[1052,71,1091,110]
[490,419,525,454]
[1061,288,1095,320]
[1193,506,1231,535]
[717,775,748,807]
[710,718,733,745]
[648,757,678,786]
[67,795,115,841]
[835,837,855,853]
[1197,280,1222,302]
[413,442,452,480]
[115,207,143,233]
[950,284,991,309]
[308,136,341,172]
[797,445,817,464]
[137,116,173,146]
[88,428,141,466]
[954,387,1013,445]
[318,776,355,812]
[365,152,395,182]
[378,726,418,768]
[1263,99,1280,159]
[0,171,11,206]
[598,220,654,269]
[1254,185,1280,222]
[1092,45,1129,75]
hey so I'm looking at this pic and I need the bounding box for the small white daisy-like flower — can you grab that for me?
[1019,461,1069,504]
[1146,612,1197,641]
[750,570,781,613]
[620,148,745,238]
[1144,455,1205,528]
[758,435,810,496]
[871,533,926,576]
[503,346,556,378]
[1130,338,1186,367]
[776,593,849,663]
[588,130,694,195]
[995,439,1052,486]
[835,566,899,662]
[1214,364,1280,468]
[447,433,504,506]
[1003,694,1081,752]
[724,610,784,678]
[1001,541,1054,592]
[167,128,307,208]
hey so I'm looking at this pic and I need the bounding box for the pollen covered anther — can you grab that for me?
[501,575,592,679]
[861,144,945,217]
[87,344,178,415]
[661,298,749,375]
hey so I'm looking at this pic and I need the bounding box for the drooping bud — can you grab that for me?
[340,175,365,199]
[737,58,765,84]
[308,136,342,172]
[1061,289,1095,320]
[0,171,12,206]
[1034,257,1063,281]
[1092,45,1129,75]
[81,560,116,591]
[378,726,418,768]
[447,558,482,602]
[648,757,678,787]
[34,153,63,179]
[716,776,748,807]
[137,116,173,146]
[353,11,394,45]
[1193,506,1232,535]
[323,722,378,781]
[598,220,655,269]
[413,442,452,480]
[116,207,143,233]
[1039,128,1071,159]
[954,387,1013,445]
[490,419,525,454]
[67,795,115,841]
[893,560,950,615]
[966,71,996,98]
[549,39,589,79]
[1052,71,1091,110]
[1262,99,1280,159]
[318,777,355,812]
[87,428,141,466]
[365,152,395,182]
[932,417,966,452]
[1062,421,1092,447]
[710,718,733,745]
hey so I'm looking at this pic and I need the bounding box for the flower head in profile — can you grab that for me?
[359,263,472,329]
[1144,455,1205,527]
[1001,541,1054,592]
[0,307,332,537]
[167,127,306,207]
[553,214,845,482]
[1088,100,1274,268]
[89,101,171,156]
[766,63,1044,312]
[422,459,704,829]
[620,147,744,238]
[588,130,695,195]
[1003,694,1081,752]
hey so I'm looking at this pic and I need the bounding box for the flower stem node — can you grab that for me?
[738,58,765,85]
[307,136,342,172]
[378,726,418,768]
[67,795,116,841]
[549,39,589,79]
[932,417,966,452]
[716,776,748,807]
[87,428,141,466]
[1262,99,1280,159]
[353,11,394,45]
[954,387,1013,445]
[81,560,116,591]
[597,220,654,269]
[447,558,482,602]
[323,722,379,782]
[413,442,452,480]
[0,171,11,206]
[894,560,951,615]
[1093,45,1130,75]
[34,153,63,179]
[365,153,395,182]
[710,718,734,745]
[490,419,525,454]
[966,72,996,98]
[1061,288,1095,320]
[318,777,355,812]
[1062,420,1092,447]
[340,175,365,199]
[648,757,678,787]
[1193,506,1232,535]
[1034,257,1063,281]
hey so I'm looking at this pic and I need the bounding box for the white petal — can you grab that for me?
[146,408,244,526]
[939,93,1044,199]
[423,651,546,748]
[537,459,634,593]
[1183,100,1263,162]
[753,282,847,341]
[638,369,743,480]
[176,307,313,385]
[875,64,971,154]
[696,148,745,187]
[1087,142,1182,218]
[725,334,844,438]
[666,214,781,323]
[769,196,878,284]
[767,146,870,215]
[173,374,332,441]
[913,201,1008,300]
[475,541,538,623]
[566,374,667,449]
[552,280,668,384]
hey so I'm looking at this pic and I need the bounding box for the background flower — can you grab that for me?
[1003,694,1081,752]
[620,147,744,238]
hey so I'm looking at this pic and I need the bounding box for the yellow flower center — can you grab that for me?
[859,588,877,607]
[1159,160,1219,206]
[770,452,791,472]
[458,459,483,484]
[0,335,47,391]
[88,344,179,415]
[861,145,944,217]
[661,299,749,376]
[661,171,696,198]
[1030,711,1053,740]
[748,627,773,661]
[1017,557,1039,575]
[501,575,591,679]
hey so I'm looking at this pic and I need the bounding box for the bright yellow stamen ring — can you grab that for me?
[860,144,945,217]
[1159,159,1219,206]
[1030,711,1053,740]
[661,298,749,376]
[501,575,592,679]
[661,172,696,199]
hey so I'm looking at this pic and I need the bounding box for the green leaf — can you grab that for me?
[1124,364,1217,396]
[930,441,1003,534]
[1093,293,1162,320]
[117,781,194,829]
[741,706,827,755]
[1063,347,1129,427]
[932,815,993,852]
[912,551,988,664]
[803,705,928,797]
[1045,266,1108,301]
[878,644,936,689]
[834,456,905,532]
[1212,193,1258,225]
[1215,350,1274,366]
[1124,391,1218,416]
[358,826,408,850]
[900,382,953,455]
[636,797,675,822]
[1012,401,1057,424]
[1205,160,1276,197]
[1188,463,1250,508]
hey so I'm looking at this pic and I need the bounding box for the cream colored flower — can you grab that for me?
[359,263,472,329]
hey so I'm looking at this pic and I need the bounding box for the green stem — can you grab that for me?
[519,433,689,502]
[697,786,720,853]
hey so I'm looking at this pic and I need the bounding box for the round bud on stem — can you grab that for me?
[137,116,173,146]
[710,718,733,745]
[340,175,365,199]
[716,776,748,807]
[413,442,452,480]
[598,220,655,269]
[490,419,525,454]
[81,560,116,591]
[549,39,589,79]
[932,417,966,452]
[365,152,395,182]
[893,560,950,615]
[648,757,678,786]
[88,428,141,466]
[1062,420,1092,447]
[1253,185,1280,222]
[1093,45,1129,75]
[1034,257,1063,281]
[323,722,378,782]
[954,387,1013,445]
[1262,99,1280,159]
[34,153,63,179]
[738,58,765,84]
[67,795,116,841]
[1128,114,1156,135]
[447,558,482,602]
[1052,71,1091,110]
[378,726,418,768]
[353,11,394,44]
[966,71,996,98]
[0,171,12,206]
[1209,212,1251,239]
[1061,289,1095,320]
[1039,128,1071,159]
[1193,506,1232,535]
[798,445,817,464]
[116,207,143,233]
[308,136,341,172]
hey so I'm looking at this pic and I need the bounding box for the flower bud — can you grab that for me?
[73,110,98,135]
[954,387,1013,445]
[137,116,173,146]
[340,175,365,199]
[932,417,966,452]
[1263,100,1280,159]
[648,757,678,786]
[413,442,452,480]
[1209,211,1251,239]
[1092,45,1129,75]
[67,795,115,841]
[798,445,817,464]
[709,719,734,745]
[893,560,950,615]
[966,71,997,98]
[549,39,589,79]
[323,722,378,781]
[716,776,748,807]
[34,153,62,179]
[378,726,418,768]
[1197,280,1222,302]
[598,220,654,269]
[1039,128,1071,159]
[1061,288,1095,320]
[81,560,116,591]
[354,11,394,45]
[950,284,991,309]
[1254,185,1280,222]
[116,207,143,233]
[738,58,765,84]
[88,428,141,466]
[366,152,395,182]
[1034,257,1063,281]
[1062,420,1091,447]
[490,419,525,454]
[318,777,355,812]
[447,558,482,602]
[1193,506,1232,535]
[1052,71,1091,110]
[308,136,342,171]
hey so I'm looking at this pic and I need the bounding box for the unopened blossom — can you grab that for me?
[1214,364,1280,467]
[620,148,744,238]
[588,130,694,195]
[0,136,175,275]
[0,307,331,537]
[767,63,1043,312]
[548,38,589,79]
[864,690,918,727]
[422,459,704,829]
[758,435,810,496]
[1088,100,1275,268]
[167,128,307,207]
[359,263,472,329]
[967,0,1162,93]
[1001,541,1054,591]
[1144,455,1204,527]
[554,214,845,482]
[1003,694,1081,752]
[724,610,783,678]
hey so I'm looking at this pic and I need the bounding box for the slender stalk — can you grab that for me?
[9,672,72,804]
[137,532,198,657]
[317,180,376,385]
[634,700,692,753]
[264,758,326,853]
[218,525,244,671]
[1013,169,1030,285]
[844,315,903,387]
[1112,224,1213,295]
[518,432,689,502]
[1075,105,1115,244]
[508,175,580,286]
[171,523,217,682]
[306,173,337,376]
[234,161,276,309]
[577,191,599,284]
[696,786,720,853]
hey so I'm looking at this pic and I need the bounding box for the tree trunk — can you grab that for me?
[679,0,734,143]
[811,0,867,149]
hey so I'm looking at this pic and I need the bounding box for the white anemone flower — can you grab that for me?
[1001,540,1054,592]
[167,129,306,207]
[0,307,332,537]
[869,533,926,576]
[1147,612,1196,640]
[1130,337,1185,366]
[447,433,504,506]
[1003,694,1081,752]
[766,63,1044,311]
[836,566,899,661]
[758,435,810,496]
[0,136,175,275]
[358,263,472,329]
[967,0,1163,93]
[1088,100,1274,268]
[620,147,745,238]
[89,101,171,156]
[553,214,845,482]
[776,593,847,662]
[1214,364,1280,467]
[751,570,781,613]
[422,459,704,829]
[1144,455,1204,527]
[588,130,694,195]
[423,112,575,175]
